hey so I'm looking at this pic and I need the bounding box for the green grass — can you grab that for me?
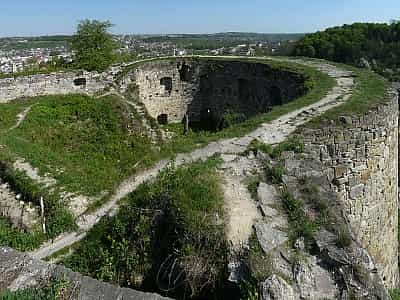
[0,98,36,132]
[157,60,333,155]
[391,289,400,300]
[303,61,391,127]
[0,94,159,197]
[61,157,227,298]
[0,161,77,251]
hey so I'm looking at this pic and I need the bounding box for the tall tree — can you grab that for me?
[71,20,117,72]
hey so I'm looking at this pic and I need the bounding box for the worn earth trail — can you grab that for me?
[30,58,354,259]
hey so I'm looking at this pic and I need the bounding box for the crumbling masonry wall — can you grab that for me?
[300,91,399,288]
[0,72,107,103]
[0,247,170,300]
[125,59,306,125]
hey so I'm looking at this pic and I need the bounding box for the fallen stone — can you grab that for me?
[260,275,295,300]
[254,222,288,253]
[257,183,279,205]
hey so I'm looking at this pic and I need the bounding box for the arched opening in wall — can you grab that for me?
[157,114,168,125]
[74,78,86,86]
[189,108,219,132]
[178,62,192,82]
[160,77,173,93]
[270,86,282,105]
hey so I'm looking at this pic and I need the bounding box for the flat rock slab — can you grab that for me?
[254,222,288,253]
[257,183,279,205]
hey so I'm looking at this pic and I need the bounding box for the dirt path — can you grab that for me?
[8,105,32,131]
[219,154,262,249]
[29,58,354,260]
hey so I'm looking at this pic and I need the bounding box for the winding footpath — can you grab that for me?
[28,58,354,259]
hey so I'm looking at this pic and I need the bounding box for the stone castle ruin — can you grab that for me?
[0,57,399,299]
[121,59,307,131]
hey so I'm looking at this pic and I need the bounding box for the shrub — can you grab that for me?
[63,158,228,299]
[246,175,262,200]
[270,136,304,159]
[264,162,286,184]
[281,189,318,245]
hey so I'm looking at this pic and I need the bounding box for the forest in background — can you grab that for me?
[293,22,400,81]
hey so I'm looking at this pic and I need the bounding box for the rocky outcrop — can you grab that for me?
[0,247,170,300]
[260,275,295,300]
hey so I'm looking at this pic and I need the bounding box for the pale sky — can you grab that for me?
[0,0,399,36]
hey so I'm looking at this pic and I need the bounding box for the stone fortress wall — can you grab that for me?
[0,247,169,300]
[300,90,399,288]
[0,59,399,295]
[0,71,108,103]
[123,59,306,126]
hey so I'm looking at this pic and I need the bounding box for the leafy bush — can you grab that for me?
[221,110,247,129]
[264,162,286,184]
[281,189,318,244]
[270,136,304,158]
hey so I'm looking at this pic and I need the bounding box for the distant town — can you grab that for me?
[0,33,303,74]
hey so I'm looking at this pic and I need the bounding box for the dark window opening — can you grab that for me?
[178,62,192,82]
[160,77,173,92]
[238,78,249,99]
[270,86,282,105]
[157,114,168,125]
[74,78,86,86]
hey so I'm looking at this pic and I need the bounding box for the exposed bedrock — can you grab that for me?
[123,59,307,130]
[299,89,399,289]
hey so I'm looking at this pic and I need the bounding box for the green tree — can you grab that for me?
[71,19,117,72]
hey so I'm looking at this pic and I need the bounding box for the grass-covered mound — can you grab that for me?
[62,158,227,299]
[0,94,158,197]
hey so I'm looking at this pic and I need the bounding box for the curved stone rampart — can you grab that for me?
[122,59,306,127]
[301,90,399,288]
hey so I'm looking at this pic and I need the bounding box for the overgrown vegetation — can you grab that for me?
[306,64,391,127]
[0,94,158,197]
[0,279,71,300]
[293,22,400,81]
[62,158,228,299]
[391,289,400,300]
[71,19,117,72]
[0,162,76,251]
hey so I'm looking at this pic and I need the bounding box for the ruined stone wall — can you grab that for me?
[0,247,170,300]
[0,71,108,103]
[125,59,306,124]
[300,90,399,288]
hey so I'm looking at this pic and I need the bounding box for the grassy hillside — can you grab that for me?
[0,94,158,197]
